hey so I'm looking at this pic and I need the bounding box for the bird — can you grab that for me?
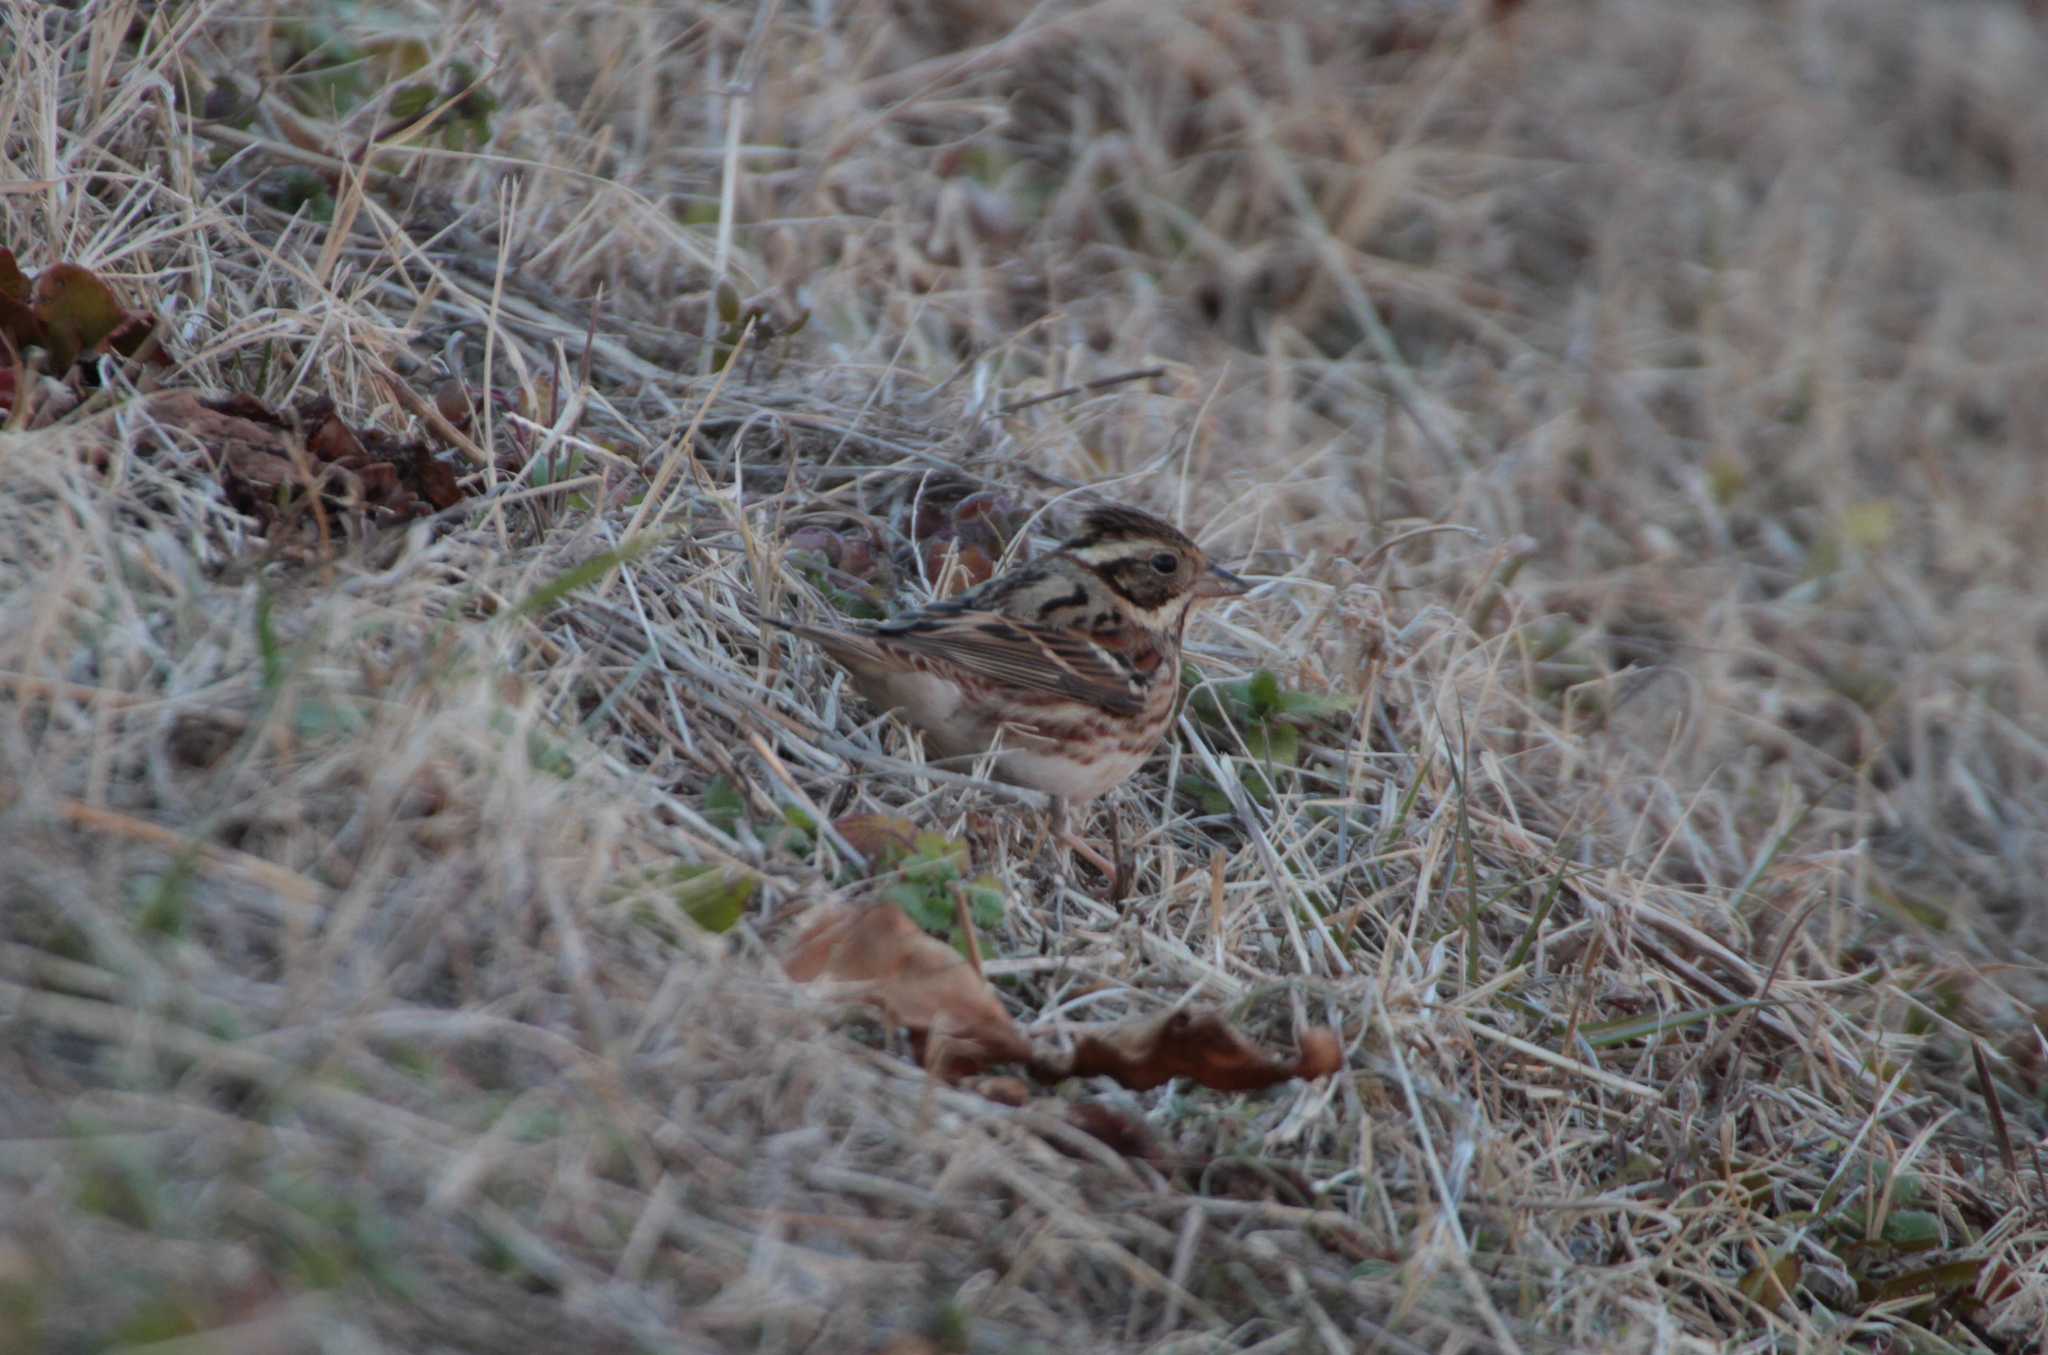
[765,502,1249,876]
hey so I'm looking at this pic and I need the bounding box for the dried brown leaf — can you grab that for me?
[1035,1009,1343,1092]
[30,263,128,372]
[783,903,1032,1080]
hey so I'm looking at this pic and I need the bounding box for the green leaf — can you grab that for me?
[668,865,755,933]
[902,856,960,889]
[1879,1210,1943,1250]
[269,169,337,224]
[386,81,435,125]
[529,450,584,487]
[766,803,817,856]
[1273,688,1354,720]
[1504,870,1567,972]
[1247,668,1281,718]
[1839,1198,1942,1251]
[1575,1000,1766,1049]
[255,584,287,692]
[1738,1253,1800,1314]
[816,580,888,621]
[1187,668,1348,732]
[911,830,970,874]
[1183,665,1249,725]
[1242,722,1300,766]
[965,880,1005,931]
[524,729,576,779]
[509,540,649,618]
[1177,774,1234,816]
[294,697,362,740]
[133,859,195,937]
[1862,1256,1986,1307]
[765,821,814,857]
[884,881,952,935]
[703,776,746,834]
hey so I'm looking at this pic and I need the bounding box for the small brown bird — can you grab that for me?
[769,503,1248,848]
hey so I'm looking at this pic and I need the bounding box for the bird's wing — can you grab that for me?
[869,611,1153,717]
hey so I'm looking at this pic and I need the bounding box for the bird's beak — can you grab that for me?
[1194,565,1251,600]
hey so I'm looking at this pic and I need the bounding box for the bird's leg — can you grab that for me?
[1049,796,1118,885]
[1040,795,1072,881]
[1027,797,1055,865]
[1106,805,1130,905]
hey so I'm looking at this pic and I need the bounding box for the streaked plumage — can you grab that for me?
[770,503,1248,803]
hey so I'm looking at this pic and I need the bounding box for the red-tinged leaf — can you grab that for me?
[0,250,27,303]
[1982,1258,2025,1305]
[408,444,464,510]
[833,814,924,869]
[356,461,400,497]
[922,536,998,594]
[306,411,367,463]
[836,533,879,579]
[781,908,1343,1093]
[127,390,462,532]
[785,524,846,566]
[952,489,1021,531]
[0,249,41,357]
[104,312,164,365]
[1034,1009,1343,1092]
[31,263,127,371]
[783,514,889,588]
[432,377,474,429]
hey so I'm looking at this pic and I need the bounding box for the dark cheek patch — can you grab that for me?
[1105,560,1175,610]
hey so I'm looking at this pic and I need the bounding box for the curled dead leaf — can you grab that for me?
[29,263,126,372]
[122,391,469,531]
[922,536,998,594]
[305,404,369,463]
[1035,1008,1343,1092]
[830,814,923,866]
[0,256,161,379]
[782,513,890,593]
[783,903,1031,1080]
[0,249,28,304]
[782,904,1344,1094]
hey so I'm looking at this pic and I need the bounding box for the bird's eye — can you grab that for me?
[1150,551,1179,575]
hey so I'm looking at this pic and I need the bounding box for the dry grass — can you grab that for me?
[4,0,2048,1350]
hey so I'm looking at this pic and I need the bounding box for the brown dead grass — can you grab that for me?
[4,0,2048,1350]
